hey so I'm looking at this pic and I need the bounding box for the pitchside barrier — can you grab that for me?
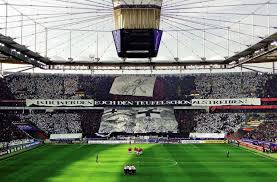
[181,140,227,144]
[239,139,277,153]
[203,140,227,144]
[189,133,226,139]
[0,139,35,151]
[87,139,227,144]
[50,133,82,141]
[88,140,130,144]
[239,141,264,151]
[87,133,227,144]
[0,141,42,157]
[0,139,35,148]
[228,139,277,153]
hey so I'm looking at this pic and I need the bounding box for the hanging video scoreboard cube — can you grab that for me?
[112,0,163,58]
[112,29,163,58]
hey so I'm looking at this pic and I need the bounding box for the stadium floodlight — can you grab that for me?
[112,0,163,59]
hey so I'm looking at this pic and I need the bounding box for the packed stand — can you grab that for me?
[2,72,271,101]
[263,74,277,98]
[81,111,104,137]
[174,110,198,136]
[194,72,268,99]
[5,74,80,99]
[245,121,277,143]
[193,113,247,133]
[0,79,15,100]
[0,113,27,142]
[18,112,82,134]
[0,72,276,139]
[16,110,103,137]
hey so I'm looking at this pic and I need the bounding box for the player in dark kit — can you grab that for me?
[128,147,132,154]
[227,151,230,158]
[96,153,99,163]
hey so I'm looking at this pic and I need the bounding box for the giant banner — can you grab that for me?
[98,107,178,133]
[26,98,261,107]
[191,98,261,106]
[26,99,190,107]
[110,76,156,97]
[95,100,190,106]
[26,99,95,107]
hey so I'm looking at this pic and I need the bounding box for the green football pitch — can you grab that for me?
[0,144,276,182]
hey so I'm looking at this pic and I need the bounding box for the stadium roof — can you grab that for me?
[0,0,276,72]
[0,33,51,68]
[225,32,277,65]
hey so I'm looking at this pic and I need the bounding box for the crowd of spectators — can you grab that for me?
[245,121,277,142]
[194,72,268,99]
[0,78,15,100]
[2,72,270,100]
[5,74,80,99]
[80,111,103,137]
[18,112,81,134]
[0,72,277,142]
[0,113,27,142]
[263,74,277,98]
[15,110,103,136]
[193,113,247,133]
[174,110,198,135]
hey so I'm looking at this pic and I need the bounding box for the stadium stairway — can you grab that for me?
[230,130,248,140]
[226,120,264,140]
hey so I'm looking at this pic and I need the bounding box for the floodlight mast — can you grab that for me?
[112,0,163,59]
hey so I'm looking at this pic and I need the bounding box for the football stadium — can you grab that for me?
[0,0,277,182]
